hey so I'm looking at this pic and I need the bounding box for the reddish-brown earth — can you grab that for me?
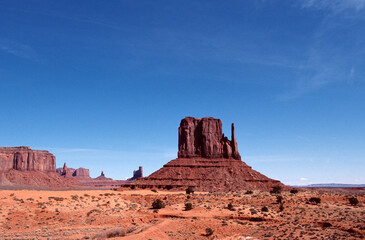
[0,188,363,239]
[126,117,284,191]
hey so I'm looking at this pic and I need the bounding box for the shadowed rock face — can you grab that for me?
[0,147,56,172]
[178,117,241,160]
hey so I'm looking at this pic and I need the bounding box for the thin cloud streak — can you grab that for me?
[302,0,365,13]
[0,38,38,60]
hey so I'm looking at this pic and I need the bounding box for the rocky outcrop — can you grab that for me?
[0,147,56,172]
[124,117,284,192]
[178,117,241,160]
[73,168,90,179]
[128,166,143,181]
[56,164,91,180]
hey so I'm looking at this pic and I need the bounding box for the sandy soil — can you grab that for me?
[0,189,364,239]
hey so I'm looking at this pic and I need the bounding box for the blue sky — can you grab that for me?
[0,0,364,185]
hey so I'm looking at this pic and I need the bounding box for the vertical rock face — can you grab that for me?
[73,168,90,179]
[129,166,143,181]
[178,117,241,160]
[0,147,56,172]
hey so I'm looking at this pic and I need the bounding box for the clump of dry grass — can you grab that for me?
[92,227,135,239]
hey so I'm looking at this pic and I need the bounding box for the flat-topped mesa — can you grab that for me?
[0,146,56,172]
[178,117,241,160]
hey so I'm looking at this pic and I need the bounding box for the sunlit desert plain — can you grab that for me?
[0,188,364,239]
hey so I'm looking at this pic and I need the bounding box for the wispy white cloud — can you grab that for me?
[302,0,365,13]
[300,177,308,181]
[277,6,365,101]
[0,38,38,60]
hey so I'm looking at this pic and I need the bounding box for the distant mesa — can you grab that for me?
[55,163,91,180]
[123,117,284,192]
[0,147,81,188]
[56,164,143,188]
[0,146,55,172]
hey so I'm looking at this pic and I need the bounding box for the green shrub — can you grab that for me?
[309,197,321,204]
[227,202,234,211]
[205,228,214,236]
[152,199,165,209]
[186,186,195,195]
[261,206,269,212]
[349,197,359,206]
[245,190,253,194]
[290,189,299,194]
[185,202,193,211]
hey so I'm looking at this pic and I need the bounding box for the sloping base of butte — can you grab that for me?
[127,157,282,192]
[125,117,284,192]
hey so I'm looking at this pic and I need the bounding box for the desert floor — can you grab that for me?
[0,189,364,239]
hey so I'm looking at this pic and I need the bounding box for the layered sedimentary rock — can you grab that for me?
[178,117,241,160]
[56,164,91,179]
[74,168,90,179]
[128,166,143,181]
[0,147,56,172]
[124,117,284,192]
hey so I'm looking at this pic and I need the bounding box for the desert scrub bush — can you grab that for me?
[279,204,284,212]
[185,202,193,211]
[309,197,321,204]
[270,186,282,194]
[71,195,79,201]
[152,199,165,209]
[87,209,102,217]
[261,206,269,212]
[205,228,214,237]
[151,189,158,193]
[245,190,253,194]
[205,228,214,236]
[93,227,135,239]
[186,186,195,195]
[349,196,359,206]
[276,195,283,204]
[290,189,299,194]
[48,197,64,201]
[227,202,235,211]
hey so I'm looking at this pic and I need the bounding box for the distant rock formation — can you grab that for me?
[178,117,241,160]
[128,166,143,181]
[0,147,56,172]
[56,164,91,180]
[0,147,81,189]
[124,117,284,192]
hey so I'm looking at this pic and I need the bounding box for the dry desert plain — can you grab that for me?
[0,188,364,239]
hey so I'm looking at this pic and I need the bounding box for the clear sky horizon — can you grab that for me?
[1,0,364,185]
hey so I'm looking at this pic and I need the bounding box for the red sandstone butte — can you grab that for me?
[125,117,284,192]
[0,146,55,172]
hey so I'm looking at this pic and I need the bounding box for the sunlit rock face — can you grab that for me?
[0,146,56,172]
[178,117,241,160]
